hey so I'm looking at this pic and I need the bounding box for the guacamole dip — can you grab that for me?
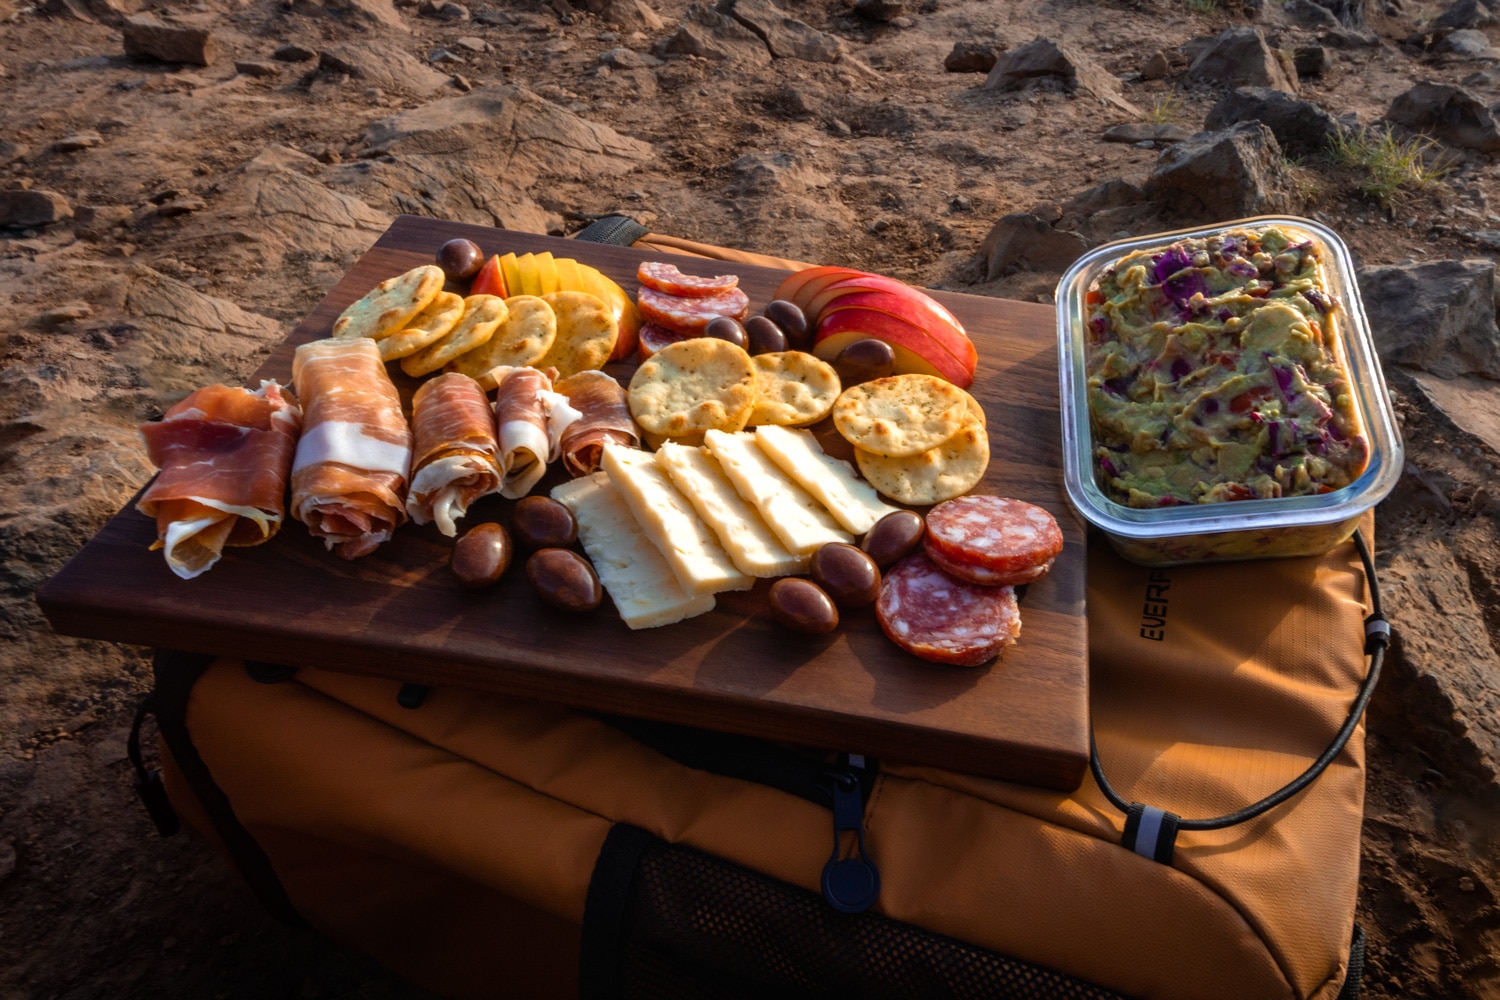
[1085,226,1369,508]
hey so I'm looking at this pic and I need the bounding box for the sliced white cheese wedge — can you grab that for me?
[655,442,808,579]
[703,430,852,556]
[753,425,899,536]
[551,472,716,630]
[600,443,754,597]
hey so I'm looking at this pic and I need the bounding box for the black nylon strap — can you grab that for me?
[579,822,657,1000]
[573,214,649,247]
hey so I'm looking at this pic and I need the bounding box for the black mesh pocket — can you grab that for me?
[580,824,1129,1000]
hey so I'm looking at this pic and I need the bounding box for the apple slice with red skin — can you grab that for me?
[804,273,968,332]
[813,307,976,388]
[772,266,868,314]
[815,290,978,378]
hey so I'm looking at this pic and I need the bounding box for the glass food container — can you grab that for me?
[1056,216,1403,566]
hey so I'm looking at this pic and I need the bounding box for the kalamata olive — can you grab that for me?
[704,315,748,350]
[743,315,788,355]
[861,509,925,569]
[832,338,897,387]
[767,577,840,635]
[511,495,578,550]
[451,522,513,589]
[764,299,810,350]
[436,238,484,281]
[809,542,881,609]
[526,548,603,612]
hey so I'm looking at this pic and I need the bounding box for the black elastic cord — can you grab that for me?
[1091,530,1388,840]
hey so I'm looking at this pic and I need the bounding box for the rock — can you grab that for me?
[235,60,282,78]
[728,151,834,196]
[1434,0,1493,31]
[600,46,661,69]
[72,204,131,240]
[598,0,664,31]
[153,196,206,217]
[40,0,125,24]
[325,0,410,32]
[1203,86,1343,158]
[274,43,317,62]
[1318,24,1380,48]
[1283,0,1342,27]
[854,0,904,22]
[1187,27,1298,93]
[50,131,103,153]
[1402,370,1500,458]
[1386,82,1500,153]
[1434,28,1492,56]
[422,0,469,20]
[0,189,73,228]
[978,212,1089,278]
[1140,50,1170,81]
[654,3,773,65]
[1293,45,1332,77]
[318,41,451,95]
[122,14,217,67]
[454,36,488,53]
[983,37,1138,116]
[1356,259,1500,379]
[1101,122,1192,144]
[943,41,1001,74]
[719,0,843,63]
[0,140,26,165]
[1145,121,1289,220]
[0,840,14,884]
[38,303,92,325]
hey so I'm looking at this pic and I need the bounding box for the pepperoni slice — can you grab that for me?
[923,496,1063,583]
[637,261,740,298]
[638,286,751,335]
[875,552,1021,667]
[924,540,1053,588]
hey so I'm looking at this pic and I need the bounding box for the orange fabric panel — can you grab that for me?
[630,233,818,273]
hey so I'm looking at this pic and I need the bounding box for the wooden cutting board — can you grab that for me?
[38,215,1090,790]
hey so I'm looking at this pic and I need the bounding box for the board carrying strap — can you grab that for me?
[1093,530,1391,865]
[573,214,650,247]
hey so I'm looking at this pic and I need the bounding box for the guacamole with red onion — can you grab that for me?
[1084,226,1369,508]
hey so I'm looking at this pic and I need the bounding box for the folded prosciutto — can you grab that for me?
[137,381,303,580]
[491,366,581,499]
[554,370,640,478]
[405,371,503,536]
[291,337,413,559]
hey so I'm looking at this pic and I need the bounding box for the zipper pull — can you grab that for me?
[821,769,880,913]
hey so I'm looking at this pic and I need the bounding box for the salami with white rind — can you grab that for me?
[923,495,1063,585]
[875,552,1021,667]
[638,285,750,335]
[637,261,739,298]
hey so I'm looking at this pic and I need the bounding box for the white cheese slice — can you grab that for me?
[551,472,716,630]
[599,443,754,597]
[655,442,808,578]
[753,425,899,536]
[702,430,852,556]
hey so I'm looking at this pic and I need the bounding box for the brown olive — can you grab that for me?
[767,578,839,635]
[764,299,810,350]
[809,543,881,609]
[511,495,578,550]
[833,338,896,387]
[436,238,484,281]
[451,522,513,589]
[861,510,925,569]
[743,315,788,355]
[526,548,602,612]
[704,315,748,350]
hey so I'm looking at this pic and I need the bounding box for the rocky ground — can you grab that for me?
[1,0,1498,996]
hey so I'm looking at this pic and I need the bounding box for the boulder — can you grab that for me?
[983,38,1138,115]
[1386,82,1500,152]
[1140,50,1170,81]
[1434,28,1492,56]
[654,3,773,65]
[718,0,843,63]
[1204,86,1343,158]
[122,14,217,67]
[598,0,662,31]
[318,41,451,95]
[0,189,73,228]
[1356,259,1500,379]
[944,41,1001,73]
[978,212,1089,278]
[854,0,904,22]
[1144,121,1290,220]
[1293,45,1332,77]
[1187,27,1297,93]
[325,0,410,31]
[1433,0,1493,31]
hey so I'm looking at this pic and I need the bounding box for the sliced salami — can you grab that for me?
[923,496,1063,584]
[638,285,750,335]
[875,552,1021,667]
[637,261,740,298]
[924,540,1052,588]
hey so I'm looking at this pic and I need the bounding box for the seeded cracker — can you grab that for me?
[747,351,842,427]
[446,295,557,389]
[832,374,969,458]
[376,291,465,361]
[854,411,990,505]
[399,294,507,378]
[628,338,757,440]
[535,290,618,379]
[332,264,445,341]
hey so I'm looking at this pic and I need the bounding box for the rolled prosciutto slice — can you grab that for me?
[405,371,503,537]
[137,381,303,580]
[554,370,640,478]
[491,366,581,498]
[291,337,413,559]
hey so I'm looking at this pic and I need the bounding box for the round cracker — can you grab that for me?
[854,414,990,505]
[535,290,618,379]
[628,338,757,439]
[399,294,507,378]
[332,265,445,341]
[376,291,465,361]
[445,295,558,389]
[963,390,987,428]
[832,374,969,458]
[747,351,841,428]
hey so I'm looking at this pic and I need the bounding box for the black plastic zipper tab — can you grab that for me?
[820,767,880,914]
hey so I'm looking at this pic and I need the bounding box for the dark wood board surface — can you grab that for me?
[39,215,1090,790]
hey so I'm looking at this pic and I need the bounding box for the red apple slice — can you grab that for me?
[806,274,968,333]
[816,292,978,379]
[772,266,868,314]
[814,307,976,387]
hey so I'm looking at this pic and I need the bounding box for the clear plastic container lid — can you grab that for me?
[1055,216,1404,550]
